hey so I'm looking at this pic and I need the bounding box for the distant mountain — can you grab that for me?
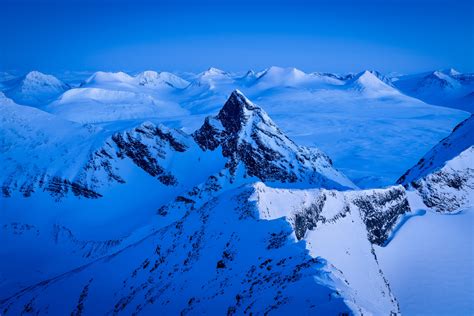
[253,66,344,89]
[2,71,69,106]
[41,70,191,124]
[135,71,189,89]
[81,71,135,87]
[188,67,235,90]
[398,115,474,212]
[394,69,474,113]
[346,70,399,96]
[417,71,461,90]
[45,87,188,124]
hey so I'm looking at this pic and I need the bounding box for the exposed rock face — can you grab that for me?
[194,90,355,189]
[287,186,410,246]
[111,122,187,186]
[398,115,474,212]
[352,186,410,245]
[1,121,189,199]
[2,91,354,200]
[252,183,406,314]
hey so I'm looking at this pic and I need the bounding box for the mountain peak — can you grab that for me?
[193,91,356,189]
[347,70,397,94]
[216,90,259,134]
[419,71,459,90]
[83,71,134,86]
[22,71,65,87]
[257,66,306,79]
[356,70,391,83]
[440,68,461,76]
[202,67,228,77]
[135,71,189,88]
[24,70,48,80]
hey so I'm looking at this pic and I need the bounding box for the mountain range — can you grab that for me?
[0,67,473,315]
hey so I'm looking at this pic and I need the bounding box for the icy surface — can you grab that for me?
[376,208,474,315]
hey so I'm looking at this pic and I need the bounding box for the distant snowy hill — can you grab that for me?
[394,69,474,113]
[135,71,189,89]
[1,71,69,106]
[252,66,344,89]
[346,70,399,96]
[81,71,189,90]
[46,87,188,124]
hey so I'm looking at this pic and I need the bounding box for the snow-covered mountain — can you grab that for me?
[1,71,69,106]
[188,67,235,90]
[193,90,356,189]
[8,67,466,188]
[398,115,474,212]
[135,71,190,89]
[0,184,357,315]
[394,69,474,113]
[46,87,188,124]
[1,68,472,315]
[1,90,353,200]
[81,71,135,87]
[346,70,399,96]
[252,66,344,89]
[0,91,357,302]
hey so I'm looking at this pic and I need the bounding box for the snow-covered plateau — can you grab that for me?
[0,67,473,315]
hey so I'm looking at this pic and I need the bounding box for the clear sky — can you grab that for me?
[1,0,473,74]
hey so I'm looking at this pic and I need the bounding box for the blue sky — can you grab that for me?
[0,0,472,74]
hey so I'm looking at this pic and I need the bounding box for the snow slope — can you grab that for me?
[253,183,411,314]
[376,208,474,315]
[398,115,474,212]
[0,185,355,315]
[135,71,189,89]
[46,87,188,124]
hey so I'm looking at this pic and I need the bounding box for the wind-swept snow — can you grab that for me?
[376,208,474,315]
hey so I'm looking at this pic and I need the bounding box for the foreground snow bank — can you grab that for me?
[376,208,474,315]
